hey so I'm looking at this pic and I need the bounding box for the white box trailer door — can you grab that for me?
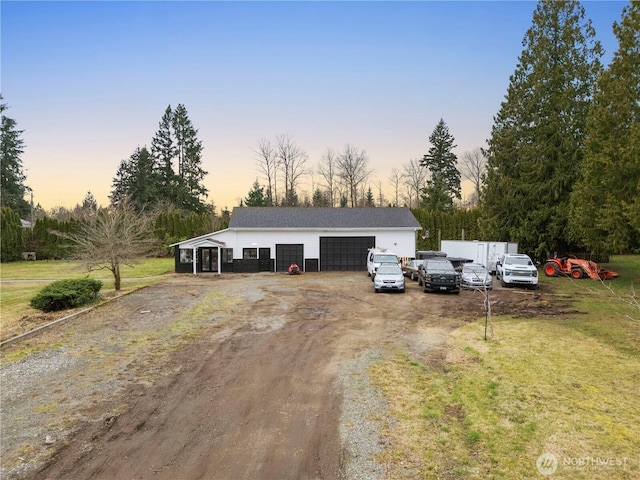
[487,242,506,274]
[440,240,487,266]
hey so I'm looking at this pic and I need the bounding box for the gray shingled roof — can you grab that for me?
[229,207,421,229]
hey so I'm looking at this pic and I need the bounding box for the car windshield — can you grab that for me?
[506,257,532,266]
[464,265,487,275]
[427,261,453,272]
[377,265,402,275]
[374,254,398,264]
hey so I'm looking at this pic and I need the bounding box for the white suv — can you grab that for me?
[496,253,538,289]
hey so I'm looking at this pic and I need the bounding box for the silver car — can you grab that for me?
[373,263,405,293]
[402,259,423,281]
[461,263,493,290]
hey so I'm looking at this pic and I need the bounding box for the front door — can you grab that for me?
[200,248,218,272]
[259,248,271,272]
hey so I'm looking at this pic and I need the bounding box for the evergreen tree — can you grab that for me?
[420,119,460,211]
[568,1,640,254]
[81,191,98,212]
[110,154,134,206]
[0,207,23,262]
[0,96,30,217]
[73,191,99,219]
[110,146,157,210]
[481,0,602,257]
[131,147,158,207]
[312,188,330,207]
[172,104,208,212]
[149,104,208,213]
[151,106,178,204]
[365,186,375,207]
[244,179,266,206]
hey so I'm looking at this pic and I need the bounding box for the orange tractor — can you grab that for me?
[543,256,618,280]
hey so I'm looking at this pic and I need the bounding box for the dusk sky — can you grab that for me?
[2,1,626,211]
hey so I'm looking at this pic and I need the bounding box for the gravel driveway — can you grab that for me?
[1,272,490,480]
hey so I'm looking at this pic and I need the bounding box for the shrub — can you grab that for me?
[30,278,103,312]
[1,207,23,262]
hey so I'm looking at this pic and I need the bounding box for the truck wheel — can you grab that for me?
[544,262,559,276]
[571,268,584,279]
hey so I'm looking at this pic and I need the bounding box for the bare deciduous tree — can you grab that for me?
[275,134,308,206]
[389,168,403,207]
[337,145,371,208]
[402,158,428,208]
[458,147,487,206]
[55,199,161,290]
[375,180,385,207]
[318,148,338,207]
[253,138,279,206]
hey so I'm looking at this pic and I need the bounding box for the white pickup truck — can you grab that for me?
[496,253,538,289]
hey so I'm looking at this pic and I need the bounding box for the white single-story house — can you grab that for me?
[170,207,422,274]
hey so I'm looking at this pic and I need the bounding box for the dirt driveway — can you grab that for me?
[1,272,551,480]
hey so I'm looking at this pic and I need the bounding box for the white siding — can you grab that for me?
[370,230,416,258]
[207,228,416,260]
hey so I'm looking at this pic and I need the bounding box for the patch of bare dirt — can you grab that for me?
[1,273,565,480]
[450,284,583,321]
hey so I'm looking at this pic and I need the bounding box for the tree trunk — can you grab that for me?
[114,266,121,291]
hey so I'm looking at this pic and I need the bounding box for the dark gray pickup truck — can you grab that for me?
[418,258,461,294]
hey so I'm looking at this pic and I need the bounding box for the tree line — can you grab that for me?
[0,204,230,263]
[1,1,638,263]
[246,120,464,210]
[481,0,639,258]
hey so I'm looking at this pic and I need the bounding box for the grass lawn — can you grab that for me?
[0,258,175,338]
[369,255,639,479]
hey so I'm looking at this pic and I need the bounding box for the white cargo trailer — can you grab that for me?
[440,240,518,274]
[487,242,519,272]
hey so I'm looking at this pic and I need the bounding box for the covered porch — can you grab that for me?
[172,237,226,274]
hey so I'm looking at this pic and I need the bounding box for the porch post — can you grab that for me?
[217,246,221,274]
[192,247,197,275]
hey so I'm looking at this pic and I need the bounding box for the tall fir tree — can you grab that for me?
[568,1,640,254]
[151,106,178,205]
[0,95,30,217]
[420,119,460,212]
[172,104,208,213]
[481,0,602,258]
[149,104,208,213]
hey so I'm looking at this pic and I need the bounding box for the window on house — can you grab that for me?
[179,249,193,264]
[243,248,258,259]
[222,248,233,264]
